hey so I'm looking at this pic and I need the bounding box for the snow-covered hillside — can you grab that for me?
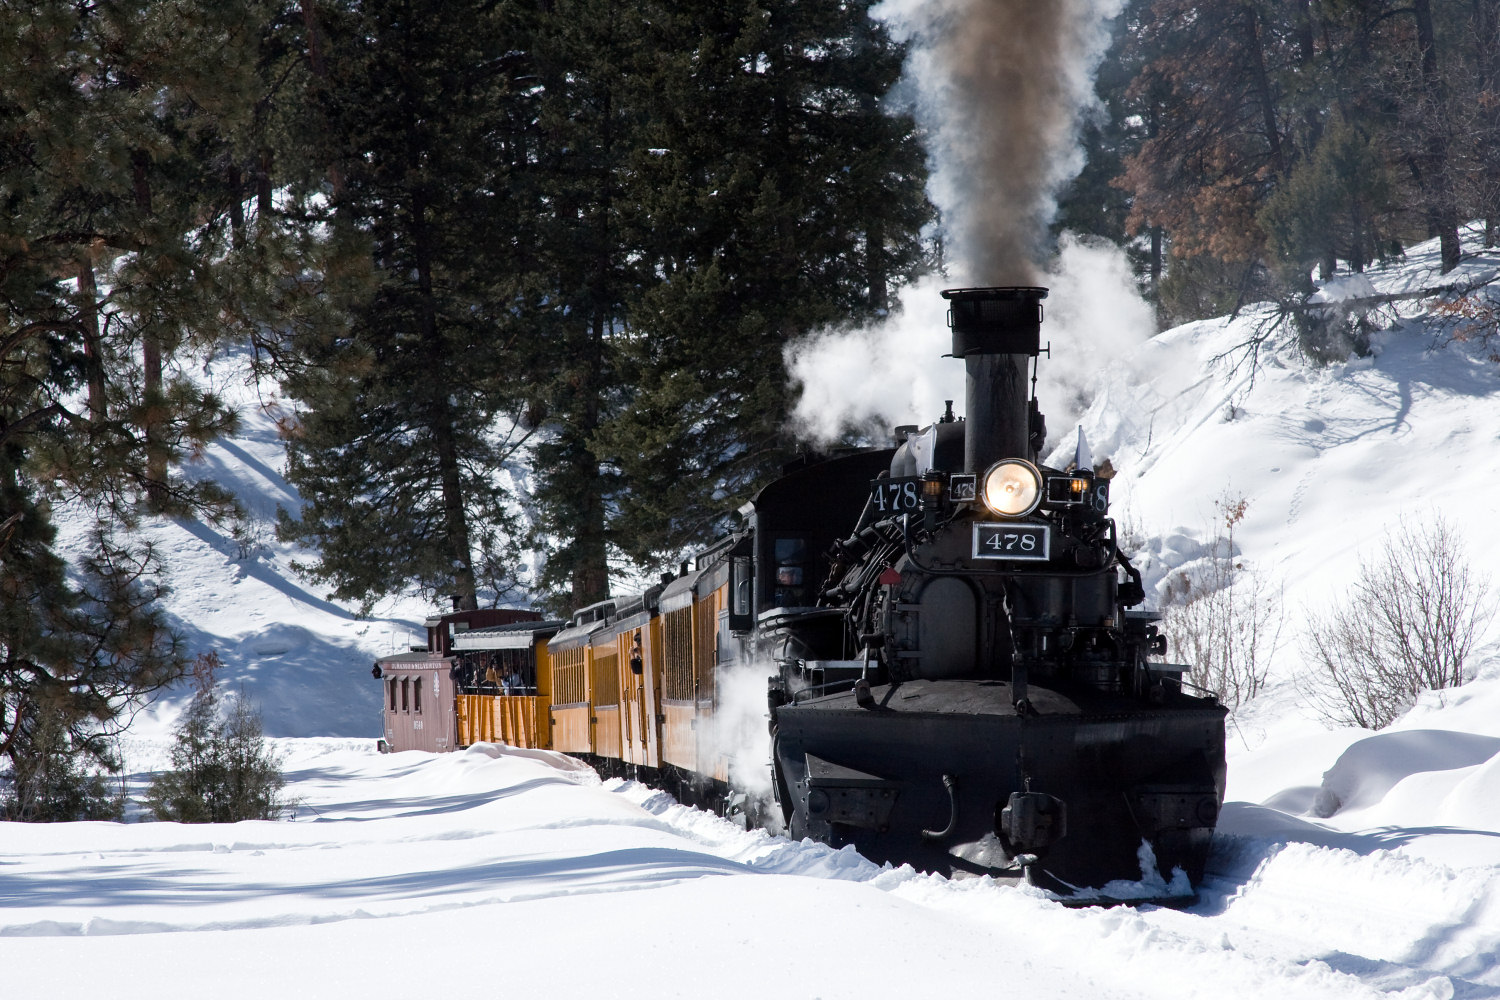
[1064,226,1500,879]
[14,226,1500,998]
[51,352,431,738]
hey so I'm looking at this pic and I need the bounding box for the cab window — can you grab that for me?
[773,537,810,607]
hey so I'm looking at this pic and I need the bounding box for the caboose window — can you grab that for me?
[400,677,409,712]
[389,677,397,712]
[413,674,422,714]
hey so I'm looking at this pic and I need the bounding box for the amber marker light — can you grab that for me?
[981,459,1043,517]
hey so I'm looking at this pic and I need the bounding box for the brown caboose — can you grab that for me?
[374,608,551,753]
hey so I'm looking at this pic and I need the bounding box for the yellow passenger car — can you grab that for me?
[547,600,615,758]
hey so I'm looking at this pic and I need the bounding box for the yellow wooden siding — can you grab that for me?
[661,702,697,770]
[535,641,553,700]
[619,625,662,769]
[645,616,663,766]
[552,703,592,753]
[693,590,717,706]
[594,704,621,760]
[702,579,729,782]
[456,694,546,748]
[662,607,693,700]
[591,650,620,708]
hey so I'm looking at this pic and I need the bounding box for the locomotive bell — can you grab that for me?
[942,286,1047,474]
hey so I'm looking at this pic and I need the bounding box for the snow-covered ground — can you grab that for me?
[2,740,1492,999]
[11,226,1500,998]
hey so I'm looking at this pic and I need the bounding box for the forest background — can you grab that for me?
[2,0,1499,794]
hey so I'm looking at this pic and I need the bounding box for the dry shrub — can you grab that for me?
[1160,493,1284,711]
[1305,517,1494,729]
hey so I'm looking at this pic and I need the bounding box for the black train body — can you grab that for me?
[741,287,1227,903]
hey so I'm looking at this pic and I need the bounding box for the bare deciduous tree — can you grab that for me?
[1305,517,1494,729]
[1161,493,1284,711]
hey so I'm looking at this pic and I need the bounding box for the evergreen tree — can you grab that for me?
[569,0,934,580]
[1117,0,1301,321]
[146,684,287,824]
[1,704,124,823]
[1259,112,1395,283]
[1056,10,1138,249]
[1111,0,1500,312]
[272,1,932,613]
[523,0,650,610]
[0,1,314,793]
[1410,0,1462,273]
[275,0,538,612]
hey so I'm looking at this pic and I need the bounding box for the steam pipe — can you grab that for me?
[941,286,1048,472]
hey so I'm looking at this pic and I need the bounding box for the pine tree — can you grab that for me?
[1,701,125,822]
[1056,10,1138,249]
[146,684,287,824]
[1259,112,1395,283]
[523,0,650,610]
[272,2,932,614]
[1117,0,1300,321]
[275,0,538,612]
[1,1,314,792]
[571,0,934,578]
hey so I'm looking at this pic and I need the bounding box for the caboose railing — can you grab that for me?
[456,694,548,749]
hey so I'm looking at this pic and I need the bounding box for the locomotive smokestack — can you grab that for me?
[941,286,1047,474]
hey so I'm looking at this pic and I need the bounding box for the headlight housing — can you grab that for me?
[981,459,1043,518]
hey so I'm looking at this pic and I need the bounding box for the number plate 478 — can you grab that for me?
[972,523,1050,561]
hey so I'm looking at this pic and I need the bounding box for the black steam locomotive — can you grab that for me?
[746,286,1226,902]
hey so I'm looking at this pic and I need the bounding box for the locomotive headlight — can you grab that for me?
[981,459,1043,517]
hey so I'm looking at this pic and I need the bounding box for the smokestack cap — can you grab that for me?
[942,286,1047,358]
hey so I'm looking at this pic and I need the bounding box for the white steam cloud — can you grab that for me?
[788,235,1155,447]
[786,0,1147,450]
[706,661,779,805]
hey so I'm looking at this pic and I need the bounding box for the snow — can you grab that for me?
[10,226,1500,997]
[5,741,1486,999]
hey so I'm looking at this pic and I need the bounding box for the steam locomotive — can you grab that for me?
[377,286,1228,904]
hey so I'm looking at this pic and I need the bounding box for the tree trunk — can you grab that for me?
[142,335,168,510]
[567,63,615,611]
[570,203,612,608]
[1242,4,1285,178]
[866,224,888,313]
[1295,0,1323,153]
[1414,0,1462,273]
[1319,252,1336,281]
[1150,226,1163,288]
[255,148,274,219]
[432,408,479,612]
[76,255,107,427]
[300,0,344,196]
[1473,0,1499,245]
[412,191,478,611]
[570,319,609,610]
[227,162,245,245]
[133,152,170,509]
